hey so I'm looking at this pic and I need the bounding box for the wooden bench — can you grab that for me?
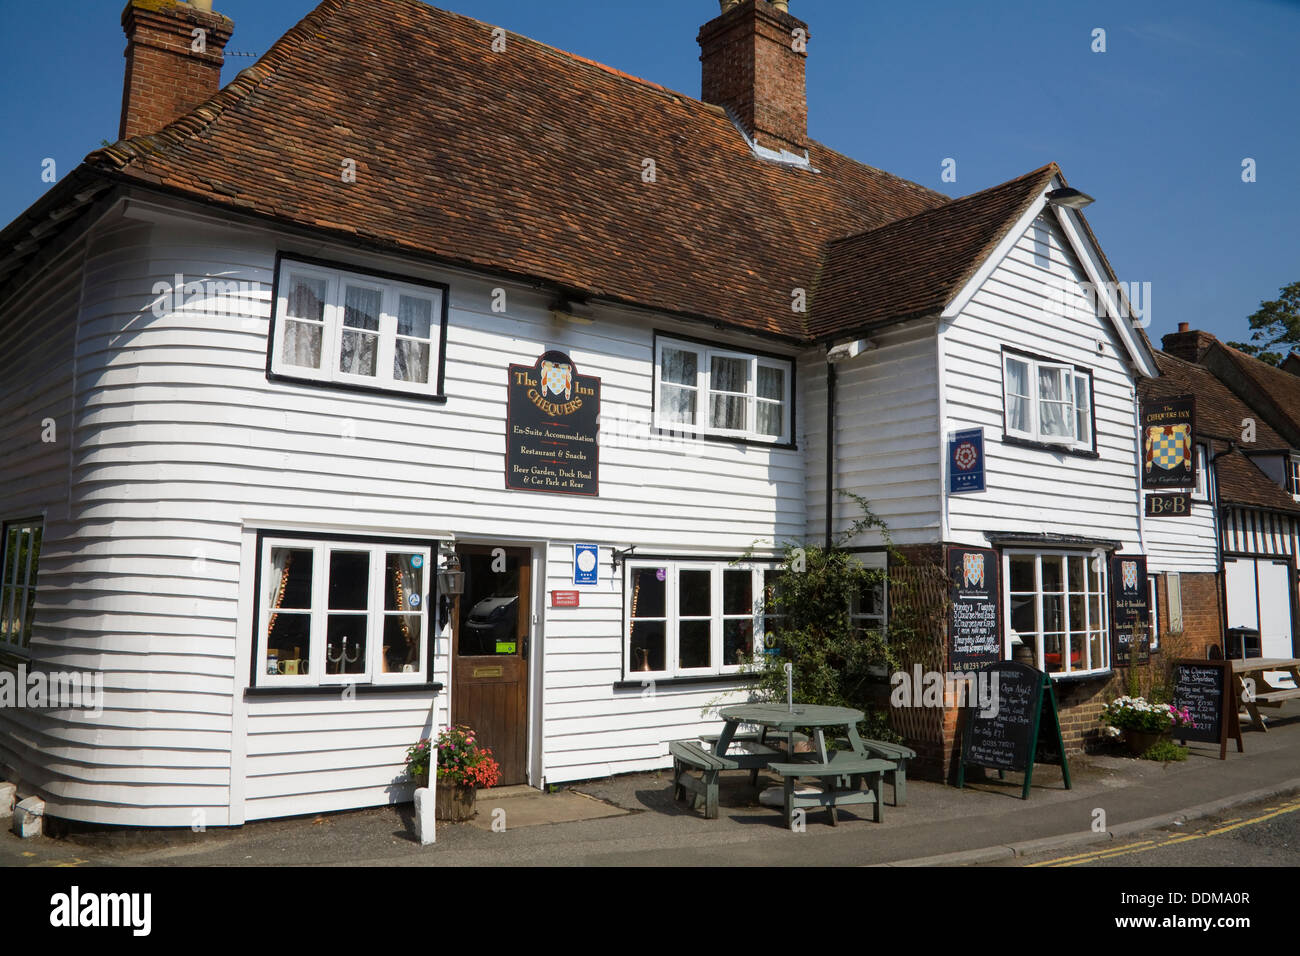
[700,731,790,785]
[767,755,895,828]
[833,738,917,806]
[669,740,738,819]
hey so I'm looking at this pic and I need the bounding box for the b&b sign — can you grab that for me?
[1145,493,1191,517]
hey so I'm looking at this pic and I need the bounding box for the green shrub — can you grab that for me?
[1140,740,1188,762]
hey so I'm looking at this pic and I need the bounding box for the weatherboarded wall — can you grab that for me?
[2,197,804,825]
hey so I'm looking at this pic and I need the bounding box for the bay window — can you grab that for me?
[270,257,448,397]
[626,560,776,678]
[255,534,434,687]
[1003,350,1093,450]
[655,335,793,443]
[1005,549,1110,677]
[0,520,42,651]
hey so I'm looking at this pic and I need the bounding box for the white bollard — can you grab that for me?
[413,787,437,846]
[0,782,16,819]
[13,796,44,838]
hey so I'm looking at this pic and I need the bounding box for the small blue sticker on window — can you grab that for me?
[411,555,423,568]
[410,593,421,608]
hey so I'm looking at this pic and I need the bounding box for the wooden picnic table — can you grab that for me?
[714,702,867,764]
[1232,658,1300,731]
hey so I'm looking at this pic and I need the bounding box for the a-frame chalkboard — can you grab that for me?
[1171,658,1242,760]
[957,661,1071,799]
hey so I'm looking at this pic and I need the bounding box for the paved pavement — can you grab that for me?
[3,703,1298,867]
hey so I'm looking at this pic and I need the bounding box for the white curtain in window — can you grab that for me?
[1038,367,1072,438]
[394,296,431,384]
[340,286,381,376]
[1006,359,1030,432]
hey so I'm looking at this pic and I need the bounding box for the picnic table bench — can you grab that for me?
[767,753,896,827]
[670,740,736,819]
[1233,658,1300,731]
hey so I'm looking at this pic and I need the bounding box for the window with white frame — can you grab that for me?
[626,561,775,677]
[270,258,446,396]
[654,336,792,443]
[0,520,42,651]
[1288,455,1300,498]
[1005,549,1110,677]
[255,535,433,687]
[1002,351,1093,449]
[1192,444,1210,500]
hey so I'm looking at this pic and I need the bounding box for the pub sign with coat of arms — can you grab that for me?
[1141,395,1196,490]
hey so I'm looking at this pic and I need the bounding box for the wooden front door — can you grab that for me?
[452,545,531,786]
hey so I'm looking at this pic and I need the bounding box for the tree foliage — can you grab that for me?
[1226,280,1300,367]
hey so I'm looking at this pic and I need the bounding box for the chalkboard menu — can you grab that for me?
[506,350,600,496]
[948,547,1000,672]
[1141,394,1196,489]
[1171,658,1242,760]
[957,661,1071,799]
[1110,554,1150,666]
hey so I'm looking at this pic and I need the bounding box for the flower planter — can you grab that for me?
[435,783,477,821]
[1125,729,1169,756]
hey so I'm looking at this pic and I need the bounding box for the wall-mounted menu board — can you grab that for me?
[1171,658,1242,760]
[1110,554,1150,666]
[948,547,1000,672]
[957,661,1071,799]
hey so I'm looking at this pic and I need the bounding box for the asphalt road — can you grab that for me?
[991,794,1300,867]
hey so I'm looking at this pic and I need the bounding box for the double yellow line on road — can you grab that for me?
[1028,798,1300,867]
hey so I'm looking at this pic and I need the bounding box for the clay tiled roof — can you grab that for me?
[1211,443,1300,514]
[808,165,1058,339]
[1216,343,1300,439]
[82,0,958,341]
[1144,351,1288,448]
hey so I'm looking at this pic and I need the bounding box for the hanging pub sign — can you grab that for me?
[1109,554,1150,666]
[506,350,600,496]
[948,428,985,494]
[948,546,1000,672]
[1141,394,1196,489]
[1145,492,1192,518]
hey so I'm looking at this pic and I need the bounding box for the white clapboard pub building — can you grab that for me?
[1,0,1169,826]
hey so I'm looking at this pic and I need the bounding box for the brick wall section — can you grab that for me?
[881,546,1226,777]
[120,0,233,140]
[698,0,808,153]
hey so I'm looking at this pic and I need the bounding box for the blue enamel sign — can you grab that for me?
[949,428,985,494]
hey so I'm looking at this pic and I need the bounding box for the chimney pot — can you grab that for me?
[1177,322,1189,333]
[118,0,233,140]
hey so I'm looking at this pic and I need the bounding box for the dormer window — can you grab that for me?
[1002,349,1093,451]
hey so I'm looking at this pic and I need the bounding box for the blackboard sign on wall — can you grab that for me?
[1171,658,1242,760]
[506,351,600,496]
[1110,554,1150,666]
[957,661,1071,799]
[948,547,1000,672]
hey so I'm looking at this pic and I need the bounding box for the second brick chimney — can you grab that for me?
[699,0,809,155]
[1162,322,1220,365]
[119,0,233,140]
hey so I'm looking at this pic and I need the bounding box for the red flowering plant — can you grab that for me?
[433,724,501,790]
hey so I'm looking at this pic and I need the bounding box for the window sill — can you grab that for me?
[1045,669,1112,684]
[266,370,448,404]
[245,682,443,698]
[614,672,760,690]
[1001,435,1099,459]
[651,427,796,452]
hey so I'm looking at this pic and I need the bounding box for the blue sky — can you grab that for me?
[1,0,1296,347]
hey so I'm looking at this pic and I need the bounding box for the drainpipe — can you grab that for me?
[825,358,836,549]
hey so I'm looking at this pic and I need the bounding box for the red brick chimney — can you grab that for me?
[1162,323,1220,365]
[698,0,809,154]
[119,0,233,140]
